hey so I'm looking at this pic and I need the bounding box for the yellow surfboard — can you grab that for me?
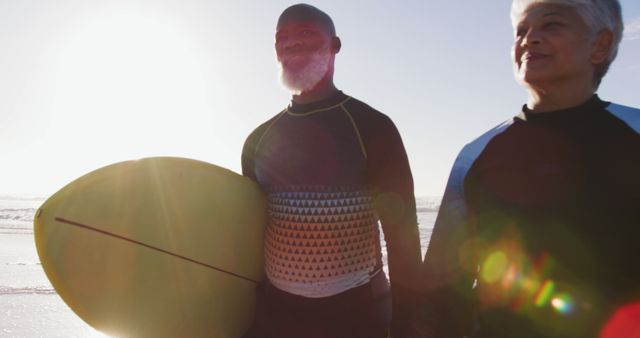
[34,157,266,338]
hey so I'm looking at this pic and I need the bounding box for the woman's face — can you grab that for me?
[512,3,598,89]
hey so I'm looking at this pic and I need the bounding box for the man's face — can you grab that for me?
[275,20,335,94]
[512,3,598,88]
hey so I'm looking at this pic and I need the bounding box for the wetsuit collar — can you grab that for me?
[519,95,610,122]
[287,91,349,115]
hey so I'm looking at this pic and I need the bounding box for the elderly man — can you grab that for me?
[421,0,640,337]
[241,4,421,338]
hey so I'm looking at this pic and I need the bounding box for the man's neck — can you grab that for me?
[291,79,339,105]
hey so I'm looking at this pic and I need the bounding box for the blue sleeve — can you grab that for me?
[419,120,513,337]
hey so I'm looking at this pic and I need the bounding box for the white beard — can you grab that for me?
[278,49,332,95]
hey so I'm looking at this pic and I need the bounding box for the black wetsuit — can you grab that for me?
[242,91,421,338]
[422,96,640,338]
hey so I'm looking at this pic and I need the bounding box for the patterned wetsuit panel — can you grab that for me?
[265,187,380,297]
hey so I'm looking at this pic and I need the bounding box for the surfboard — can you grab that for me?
[34,157,267,338]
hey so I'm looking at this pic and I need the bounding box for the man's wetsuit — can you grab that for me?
[421,95,640,338]
[242,91,421,338]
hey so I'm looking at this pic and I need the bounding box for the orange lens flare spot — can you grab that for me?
[520,276,540,294]
[501,264,519,289]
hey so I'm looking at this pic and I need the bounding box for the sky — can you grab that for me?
[1,0,639,198]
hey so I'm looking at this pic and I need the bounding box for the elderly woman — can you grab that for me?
[421,1,640,337]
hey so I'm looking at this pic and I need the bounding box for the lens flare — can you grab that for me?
[519,276,540,294]
[601,302,640,338]
[534,280,555,307]
[550,293,574,315]
[482,251,508,283]
[501,263,519,289]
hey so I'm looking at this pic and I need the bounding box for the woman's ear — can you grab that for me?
[591,30,613,65]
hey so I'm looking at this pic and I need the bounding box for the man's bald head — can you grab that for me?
[277,4,336,37]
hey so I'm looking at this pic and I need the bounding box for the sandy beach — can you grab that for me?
[0,232,108,338]
[0,196,437,338]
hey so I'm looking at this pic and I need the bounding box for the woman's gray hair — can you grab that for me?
[511,0,624,88]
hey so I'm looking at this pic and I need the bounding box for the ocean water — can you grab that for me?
[0,195,439,338]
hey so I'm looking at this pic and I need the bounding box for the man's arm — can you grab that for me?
[241,120,273,181]
[366,114,422,338]
[241,134,257,181]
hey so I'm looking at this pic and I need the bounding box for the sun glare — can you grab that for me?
[50,5,217,158]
